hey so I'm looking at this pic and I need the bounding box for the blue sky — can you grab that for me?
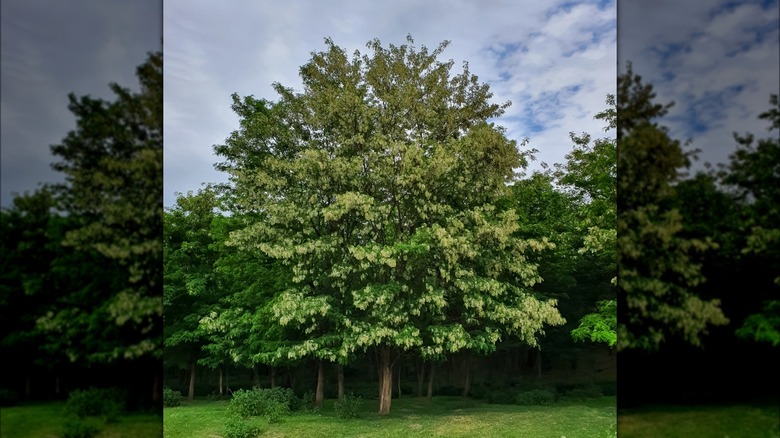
[163,0,617,208]
[619,0,779,171]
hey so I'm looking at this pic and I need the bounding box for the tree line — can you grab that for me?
[1,36,776,414]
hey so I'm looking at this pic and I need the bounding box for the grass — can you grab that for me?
[618,402,780,438]
[164,395,616,438]
[0,401,162,438]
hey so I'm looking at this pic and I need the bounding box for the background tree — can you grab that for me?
[216,36,565,414]
[725,95,780,347]
[34,51,163,403]
[616,64,728,351]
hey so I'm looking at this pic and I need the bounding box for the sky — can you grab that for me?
[0,0,162,207]
[2,1,775,210]
[619,0,780,171]
[163,0,618,208]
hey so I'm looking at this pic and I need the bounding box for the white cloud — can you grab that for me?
[163,0,617,207]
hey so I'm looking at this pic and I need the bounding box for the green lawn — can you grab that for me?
[0,401,162,438]
[164,395,616,438]
[618,402,780,438]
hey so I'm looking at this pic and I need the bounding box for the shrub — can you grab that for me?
[163,387,182,407]
[565,384,603,400]
[262,386,301,411]
[62,417,103,438]
[599,380,617,396]
[515,389,556,406]
[300,390,318,413]
[0,388,19,407]
[228,387,293,420]
[333,393,364,419]
[486,389,516,405]
[65,387,126,421]
[224,416,266,438]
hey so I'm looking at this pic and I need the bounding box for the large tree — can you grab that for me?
[216,36,564,413]
[34,52,163,398]
[616,64,728,351]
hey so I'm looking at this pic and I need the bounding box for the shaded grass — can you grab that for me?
[618,402,780,438]
[164,395,616,438]
[0,401,162,438]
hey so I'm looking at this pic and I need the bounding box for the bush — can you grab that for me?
[62,417,103,438]
[300,390,318,413]
[65,387,126,421]
[333,393,364,419]
[224,416,267,438]
[486,389,516,405]
[564,384,603,400]
[515,389,556,406]
[0,388,19,407]
[228,387,293,420]
[163,387,182,407]
[599,380,617,396]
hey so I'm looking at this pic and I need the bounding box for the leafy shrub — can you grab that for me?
[62,417,103,438]
[262,386,301,411]
[515,389,556,406]
[565,384,603,400]
[599,381,617,396]
[486,389,516,405]
[223,416,267,438]
[333,393,364,419]
[0,388,19,407]
[65,387,126,421]
[163,387,182,407]
[300,390,318,412]
[228,387,293,420]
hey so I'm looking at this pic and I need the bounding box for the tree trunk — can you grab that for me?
[378,346,393,414]
[270,366,276,388]
[536,349,542,379]
[219,366,224,395]
[337,364,344,400]
[416,359,425,397]
[462,355,472,397]
[188,362,196,401]
[397,361,402,398]
[315,360,324,408]
[427,362,436,401]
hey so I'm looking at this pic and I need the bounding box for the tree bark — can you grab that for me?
[315,360,324,408]
[337,364,344,400]
[378,346,393,414]
[427,362,436,401]
[219,366,224,395]
[462,355,472,397]
[188,362,196,401]
[416,359,425,397]
[397,360,402,398]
